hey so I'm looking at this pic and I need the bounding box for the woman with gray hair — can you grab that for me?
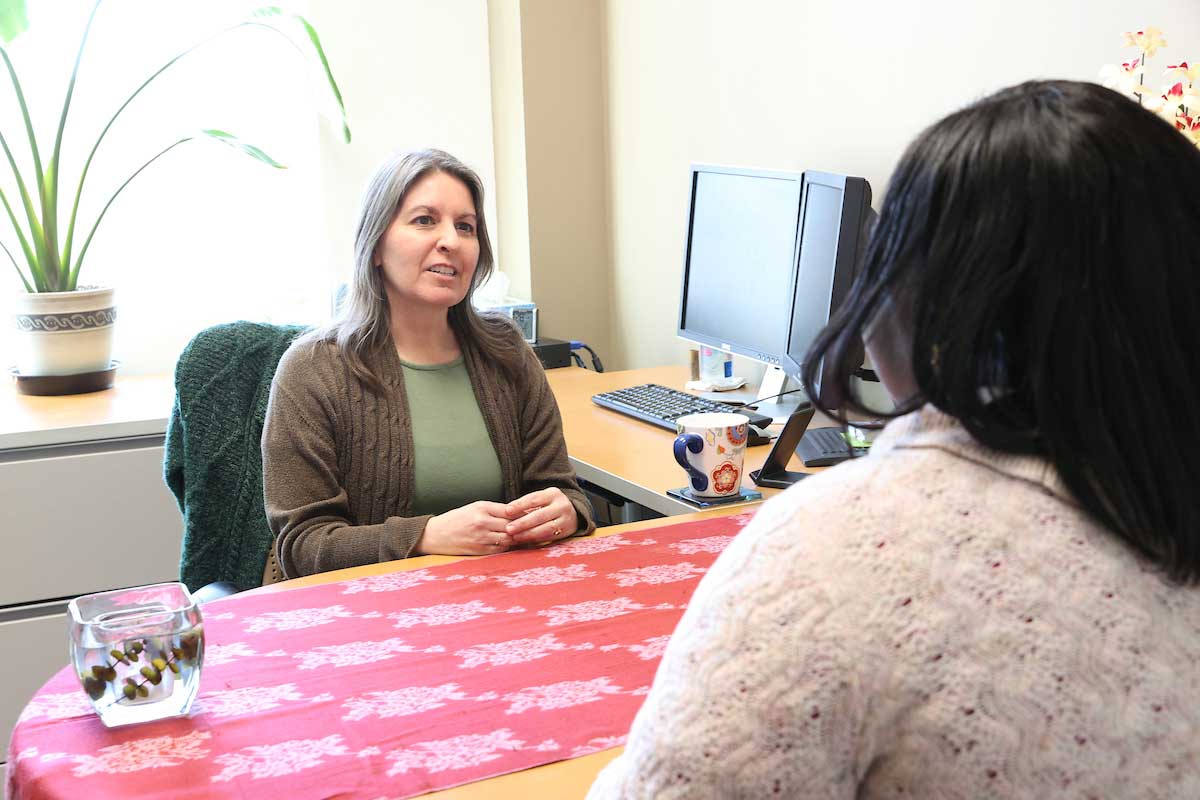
[261,149,594,579]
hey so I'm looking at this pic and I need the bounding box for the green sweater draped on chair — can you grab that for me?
[164,321,307,592]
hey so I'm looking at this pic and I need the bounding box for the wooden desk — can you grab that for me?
[251,507,744,799]
[0,373,174,449]
[544,365,821,516]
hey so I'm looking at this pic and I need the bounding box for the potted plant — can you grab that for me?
[0,0,350,393]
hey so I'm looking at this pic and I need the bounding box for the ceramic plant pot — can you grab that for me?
[13,286,116,379]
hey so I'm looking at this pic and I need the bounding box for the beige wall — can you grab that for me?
[311,0,499,303]
[603,0,1200,371]
[487,1,613,357]
[487,0,533,300]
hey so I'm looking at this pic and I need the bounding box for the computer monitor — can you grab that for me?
[676,164,803,371]
[676,164,871,409]
[780,170,873,385]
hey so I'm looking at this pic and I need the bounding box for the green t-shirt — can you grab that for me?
[401,356,504,516]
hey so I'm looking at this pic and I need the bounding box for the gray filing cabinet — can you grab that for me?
[0,377,182,763]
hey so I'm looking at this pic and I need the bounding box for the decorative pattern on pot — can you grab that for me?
[15,308,117,333]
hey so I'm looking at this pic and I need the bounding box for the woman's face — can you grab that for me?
[375,170,480,314]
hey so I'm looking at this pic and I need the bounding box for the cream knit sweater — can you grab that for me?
[589,406,1200,799]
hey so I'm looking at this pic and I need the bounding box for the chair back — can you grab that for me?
[165,321,307,591]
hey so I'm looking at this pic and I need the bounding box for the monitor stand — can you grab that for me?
[700,367,811,422]
[756,366,805,422]
[699,367,808,423]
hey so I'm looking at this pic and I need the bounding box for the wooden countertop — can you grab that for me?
[0,374,174,449]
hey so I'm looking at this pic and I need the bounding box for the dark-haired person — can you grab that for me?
[262,150,594,580]
[589,81,1200,798]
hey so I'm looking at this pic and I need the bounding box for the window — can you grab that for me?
[1,0,500,376]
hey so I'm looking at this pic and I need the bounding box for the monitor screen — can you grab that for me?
[677,166,803,367]
[678,165,871,378]
[782,171,872,380]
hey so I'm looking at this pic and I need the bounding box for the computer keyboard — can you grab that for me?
[591,383,774,431]
[796,426,869,467]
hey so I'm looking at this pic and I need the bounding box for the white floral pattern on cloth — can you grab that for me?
[489,563,596,588]
[607,562,708,587]
[538,597,646,627]
[670,535,736,555]
[211,734,351,783]
[388,600,518,629]
[17,691,91,722]
[241,604,358,633]
[192,683,308,719]
[570,734,627,759]
[382,729,525,777]
[340,569,440,594]
[204,641,288,667]
[455,633,571,669]
[628,635,672,661]
[341,683,469,721]
[9,516,751,798]
[502,677,626,715]
[70,731,213,777]
[13,746,39,763]
[543,535,657,557]
[294,637,443,670]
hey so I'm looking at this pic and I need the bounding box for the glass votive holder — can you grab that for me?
[68,582,204,728]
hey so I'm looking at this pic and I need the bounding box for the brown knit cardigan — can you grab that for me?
[261,330,595,579]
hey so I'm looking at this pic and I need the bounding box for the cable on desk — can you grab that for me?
[726,370,878,412]
[570,352,586,369]
[569,341,605,372]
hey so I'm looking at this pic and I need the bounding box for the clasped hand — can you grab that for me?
[418,487,577,556]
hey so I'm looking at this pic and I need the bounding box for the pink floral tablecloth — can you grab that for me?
[7,511,755,799]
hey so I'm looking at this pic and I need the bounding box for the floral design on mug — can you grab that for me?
[711,462,739,495]
[705,430,717,447]
[726,424,748,446]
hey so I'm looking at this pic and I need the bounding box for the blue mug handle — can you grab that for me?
[673,432,708,492]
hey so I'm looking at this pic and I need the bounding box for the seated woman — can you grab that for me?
[262,149,594,580]
[589,81,1200,798]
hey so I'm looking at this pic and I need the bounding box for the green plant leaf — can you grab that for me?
[62,17,226,273]
[0,45,56,285]
[47,0,102,282]
[14,4,350,291]
[0,0,28,43]
[0,128,54,287]
[0,184,41,289]
[69,137,192,290]
[0,238,32,291]
[201,129,286,168]
[251,7,351,143]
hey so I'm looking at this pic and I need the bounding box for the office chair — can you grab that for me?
[164,321,308,598]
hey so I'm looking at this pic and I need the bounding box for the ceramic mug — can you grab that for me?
[672,412,750,498]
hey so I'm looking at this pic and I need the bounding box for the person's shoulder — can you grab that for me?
[274,333,342,385]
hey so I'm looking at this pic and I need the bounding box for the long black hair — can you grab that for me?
[803,80,1200,582]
